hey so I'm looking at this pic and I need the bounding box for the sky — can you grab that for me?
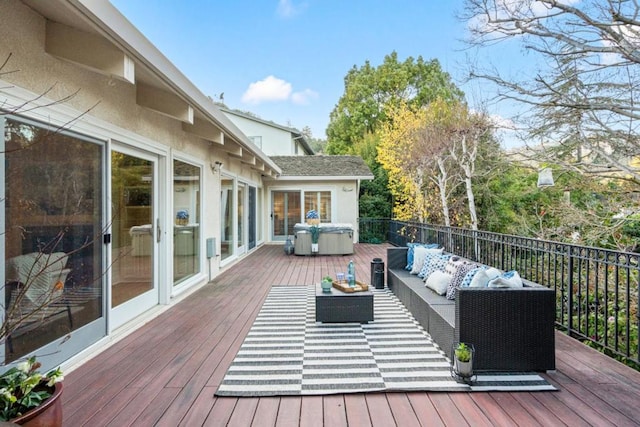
[109,0,522,142]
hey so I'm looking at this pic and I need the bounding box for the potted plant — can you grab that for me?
[321,276,333,293]
[0,356,64,425]
[1,248,73,426]
[451,342,475,382]
[309,225,320,253]
[305,209,321,253]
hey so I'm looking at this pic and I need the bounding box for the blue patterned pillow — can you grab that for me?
[460,266,482,288]
[418,252,442,278]
[420,254,451,281]
[405,242,439,270]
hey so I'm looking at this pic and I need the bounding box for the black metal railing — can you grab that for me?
[359,218,640,369]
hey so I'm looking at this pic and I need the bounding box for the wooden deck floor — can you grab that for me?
[62,244,640,426]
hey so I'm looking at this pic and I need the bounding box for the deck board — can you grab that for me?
[62,243,640,426]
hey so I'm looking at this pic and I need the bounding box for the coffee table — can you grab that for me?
[315,282,374,323]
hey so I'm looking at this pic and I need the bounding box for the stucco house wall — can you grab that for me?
[0,0,278,371]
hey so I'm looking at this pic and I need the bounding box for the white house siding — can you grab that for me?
[265,180,360,243]
[224,113,300,156]
[0,0,266,370]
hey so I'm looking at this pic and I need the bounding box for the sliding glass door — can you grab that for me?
[110,147,160,329]
[2,116,106,369]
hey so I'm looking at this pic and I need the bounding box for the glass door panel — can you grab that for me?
[3,117,105,368]
[173,160,200,285]
[111,151,157,321]
[236,183,245,254]
[220,178,234,260]
[272,191,300,241]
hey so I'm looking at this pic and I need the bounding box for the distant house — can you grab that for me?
[0,0,372,372]
[266,156,374,243]
[220,109,373,243]
[220,107,314,156]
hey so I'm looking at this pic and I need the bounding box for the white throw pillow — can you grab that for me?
[469,268,490,287]
[488,270,524,288]
[425,270,452,295]
[410,246,443,275]
[485,267,502,281]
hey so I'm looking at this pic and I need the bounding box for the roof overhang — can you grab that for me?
[264,175,374,182]
[20,0,281,177]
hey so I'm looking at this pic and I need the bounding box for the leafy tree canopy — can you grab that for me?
[325,51,464,154]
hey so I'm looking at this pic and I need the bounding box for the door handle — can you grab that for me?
[156,218,162,243]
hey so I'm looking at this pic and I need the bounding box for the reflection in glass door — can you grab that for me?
[237,183,245,254]
[111,151,157,325]
[3,117,105,369]
[272,191,301,241]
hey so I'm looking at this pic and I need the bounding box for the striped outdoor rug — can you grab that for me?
[215,286,556,396]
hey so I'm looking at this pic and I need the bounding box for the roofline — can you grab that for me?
[220,107,314,155]
[270,175,374,181]
[45,0,281,174]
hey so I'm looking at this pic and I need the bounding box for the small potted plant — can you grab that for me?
[0,356,64,425]
[321,275,333,293]
[176,209,189,226]
[451,342,475,383]
[309,225,320,253]
[305,210,321,253]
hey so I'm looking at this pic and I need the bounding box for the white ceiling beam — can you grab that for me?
[45,21,134,83]
[241,155,256,166]
[137,83,194,123]
[182,117,224,144]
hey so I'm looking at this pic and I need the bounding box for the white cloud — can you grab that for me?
[242,76,318,106]
[241,75,292,104]
[277,0,306,19]
[291,89,318,105]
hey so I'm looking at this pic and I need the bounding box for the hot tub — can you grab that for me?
[293,223,354,255]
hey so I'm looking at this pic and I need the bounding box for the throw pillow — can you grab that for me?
[444,256,463,276]
[446,261,477,300]
[417,252,443,278]
[410,246,443,275]
[421,254,452,281]
[488,270,524,288]
[460,266,482,288]
[469,267,490,287]
[425,270,452,295]
[405,243,439,270]
[485,267,502,281]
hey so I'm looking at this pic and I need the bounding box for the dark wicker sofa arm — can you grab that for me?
[455,286,556,372]
[387,247,408,270]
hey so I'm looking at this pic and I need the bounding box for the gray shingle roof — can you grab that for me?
[270,155,373,179]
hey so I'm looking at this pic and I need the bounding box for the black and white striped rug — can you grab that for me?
[215,286,556,396]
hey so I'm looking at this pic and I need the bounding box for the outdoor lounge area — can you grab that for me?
[61,243,640,426]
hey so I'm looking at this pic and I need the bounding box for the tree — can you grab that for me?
[326,51,464,154]
[462,0,640,183]
[377,103,429,221]
[326,51,464,219]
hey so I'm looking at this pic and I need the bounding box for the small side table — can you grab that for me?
[315,282,374,323]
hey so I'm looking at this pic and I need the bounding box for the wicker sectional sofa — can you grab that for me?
[386,246,556,372]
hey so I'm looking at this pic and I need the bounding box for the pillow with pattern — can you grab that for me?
[421,254,452,281]
[405,243,439,270]
[410,246,443,275]
[446,262,478,300]
[418,252,445,278]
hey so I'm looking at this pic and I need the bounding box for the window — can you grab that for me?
[304,191,331,222]
[173,160,200,285]
[248,136,262,149]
